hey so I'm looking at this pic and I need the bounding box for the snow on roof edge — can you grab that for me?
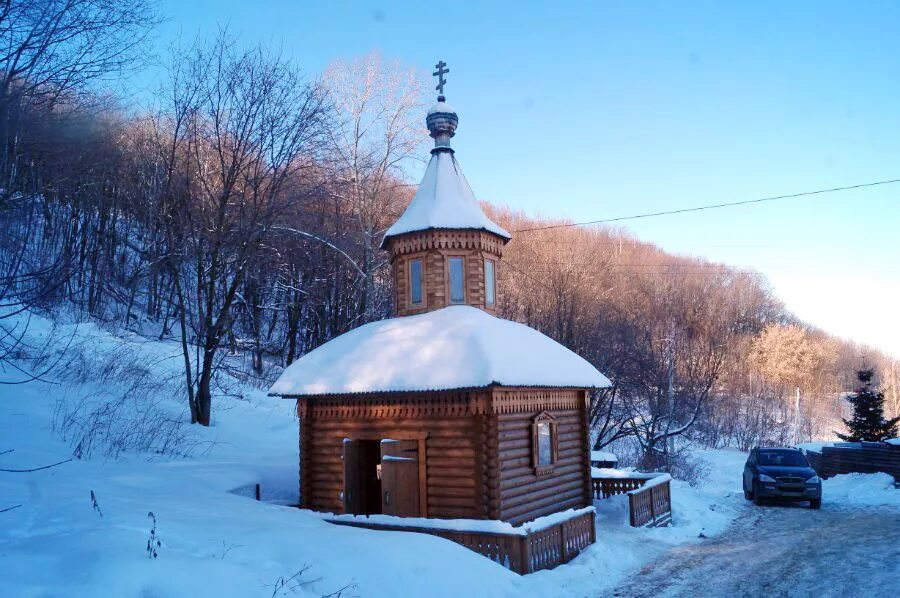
[268,306,610,397]
[270,381,609,399]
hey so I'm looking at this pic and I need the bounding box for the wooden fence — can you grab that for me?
[327,509,595,575]
[591,476,645,498]
[628,478,672,527]
[806,442,900,482]
[593,473,673,528]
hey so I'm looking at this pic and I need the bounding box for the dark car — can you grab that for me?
[743,447,822,509]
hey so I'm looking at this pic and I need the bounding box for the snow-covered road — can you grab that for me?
[611,501,900,598]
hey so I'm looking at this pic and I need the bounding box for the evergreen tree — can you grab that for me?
[836,370,900,442]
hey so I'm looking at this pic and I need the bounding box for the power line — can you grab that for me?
[518,263,750,269]
[504,258,900,286]
[513,177,900,233]
[519,238,767,248]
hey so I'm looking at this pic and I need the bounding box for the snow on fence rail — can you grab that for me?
[592,470,673,528]
[322,507,596,574]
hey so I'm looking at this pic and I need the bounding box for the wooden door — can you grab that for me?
[380,439,420,517]
[342,439,362,514]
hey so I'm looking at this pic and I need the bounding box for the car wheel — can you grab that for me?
[753,482,765,506]
[810,498,821,510]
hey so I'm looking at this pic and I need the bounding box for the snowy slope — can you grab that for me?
[0,312,520,597]
[3,311,898,597]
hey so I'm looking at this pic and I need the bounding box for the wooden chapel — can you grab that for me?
[269,68,610,527]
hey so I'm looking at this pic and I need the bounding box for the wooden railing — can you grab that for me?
[326,508,595,575]
[628,477,672,527]
[524,510,596,572]
[593,472,673,528]
[592,476,646,498]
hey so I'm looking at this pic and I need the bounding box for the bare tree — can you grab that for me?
[889,359,900,419]
[158,31,327,425]
[322,54,426,321]
[0,0,157,379]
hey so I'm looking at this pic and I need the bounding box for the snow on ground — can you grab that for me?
[612,496,900,597]
[0,312,519,597]
[822,472,900,506]
[2,311,898,597]
[521,449,750,596]
[320,506,595,536]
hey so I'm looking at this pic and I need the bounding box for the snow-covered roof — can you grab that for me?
[590,450,618,462]
[381,149,511,247]
[427,101,456,115]
[269,305,610,396]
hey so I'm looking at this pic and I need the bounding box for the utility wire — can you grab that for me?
[523,240,767,247]
[503,261,560,293]
[512,260,900,272]
[513,178,900,233]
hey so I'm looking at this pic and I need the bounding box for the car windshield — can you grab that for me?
[757,450,808,467]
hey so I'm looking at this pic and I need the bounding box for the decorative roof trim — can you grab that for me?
[382,226,510,252]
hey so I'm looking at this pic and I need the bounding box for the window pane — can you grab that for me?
[757,450,808,467]
[449,257,464,303]
[410,259,423,305]
[484,260,495,306]
[537,422,552,466]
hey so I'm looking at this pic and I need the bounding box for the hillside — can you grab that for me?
[0,311,519,597]
[0,309,747,596]
[4,309,899,597]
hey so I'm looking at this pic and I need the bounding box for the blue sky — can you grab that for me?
[150,0,900,357]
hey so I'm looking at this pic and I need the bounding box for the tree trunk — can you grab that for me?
[195,349,215,426]
[195,380,211,426]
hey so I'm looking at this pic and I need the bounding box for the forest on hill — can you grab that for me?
[0,1,896,472]
[493,207,898,468]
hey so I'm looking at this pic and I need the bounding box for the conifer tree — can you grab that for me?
[836,370,900,442]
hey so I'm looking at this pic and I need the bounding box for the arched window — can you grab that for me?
[531,412,559,475]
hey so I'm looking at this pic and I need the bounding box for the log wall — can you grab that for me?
[295,386,594,525]
[495,408,592,525]
[387,229,504,317]
[491,388,593,526]
[298,391,488,519]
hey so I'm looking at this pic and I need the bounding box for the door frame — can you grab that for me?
[344,431,428,517]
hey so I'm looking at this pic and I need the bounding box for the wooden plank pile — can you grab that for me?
[811,442,900,482]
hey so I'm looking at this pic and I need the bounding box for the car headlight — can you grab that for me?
[759,474,776,483]
[805,476,821,484]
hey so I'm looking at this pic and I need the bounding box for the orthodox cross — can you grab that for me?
[433,60,449,95]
